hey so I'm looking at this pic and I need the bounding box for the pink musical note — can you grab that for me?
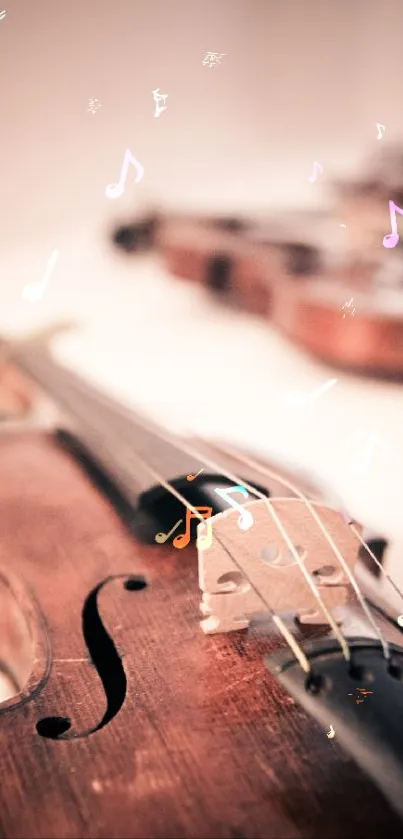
[105,148,144,200]
[214,486,253,531]
[308,161,323,184]
[383,200,403,248]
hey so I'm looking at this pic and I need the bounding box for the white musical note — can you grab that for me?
[284,378,338,409]
[308,161,323,183]
[383,199,403,248]
[214,486,253,531]
[376,122,386,140]
[0,10,6,21]
[105,148,144,200]
[345,429,389,475]
[152,88,168,118]
[22,249,60,302]
[327,725,335,739]
[397,615,403,627]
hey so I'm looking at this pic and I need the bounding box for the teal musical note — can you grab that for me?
[214,486,253,531]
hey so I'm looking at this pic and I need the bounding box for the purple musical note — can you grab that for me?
[383,200,403,248]
[105,148,144,200]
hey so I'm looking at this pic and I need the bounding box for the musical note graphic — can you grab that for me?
[196,519,213,550]
[284,378,338,409]
[152,88,168,118]
[105,148,144,200]
[341,297,355,318]
[173,507,213,550]
[327,725,335,739]
[376,122,386,140]
[0,9,6,20]
[22,249,60,302]
[155,519,183,544]
[186,469,204,482]
[214,486,253,531]
[348,688,374,705]
[308,161,323,183]
[397,615,403,627]
[383,199,403,248]
[345,429,389,475]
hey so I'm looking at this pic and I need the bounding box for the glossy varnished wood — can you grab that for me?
[0,432,402,838]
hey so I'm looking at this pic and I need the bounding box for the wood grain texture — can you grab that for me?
[0,433,402,839]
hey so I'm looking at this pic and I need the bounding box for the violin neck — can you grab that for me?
[11,344,197,507]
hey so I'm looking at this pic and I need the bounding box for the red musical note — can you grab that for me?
[383,199,403,248]
[173,507,213,550]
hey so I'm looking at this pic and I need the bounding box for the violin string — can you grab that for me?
[19,353,351,662]
[349,524,403,603]
[214,438,403,605]
[53,397,313,671]
[43,388,314,672]
[15,349,381,662]
[201,523,312,674]
[79,385,384,660]
[203,439,393,657]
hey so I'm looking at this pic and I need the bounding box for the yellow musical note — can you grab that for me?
[155,519,183,544]
[173,507,213,550]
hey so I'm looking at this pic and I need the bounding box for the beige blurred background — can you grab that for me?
[0,0,402,543]
[1,0,403,245]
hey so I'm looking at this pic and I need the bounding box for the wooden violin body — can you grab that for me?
[115,205,403,379]
[1,430,402,839]
[1,357,403,839]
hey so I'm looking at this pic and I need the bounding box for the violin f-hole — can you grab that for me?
[36,574,147,741]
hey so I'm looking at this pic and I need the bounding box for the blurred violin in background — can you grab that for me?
[114,144,403,380]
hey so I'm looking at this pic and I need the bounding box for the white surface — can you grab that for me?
[1,224,402,545]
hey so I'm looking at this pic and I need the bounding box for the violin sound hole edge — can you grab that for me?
[36,574,147,741]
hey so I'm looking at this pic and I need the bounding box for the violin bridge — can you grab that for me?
[197,498,361,634]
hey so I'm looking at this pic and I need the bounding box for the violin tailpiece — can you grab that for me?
[198,498,361,634]
[265,637,403,823]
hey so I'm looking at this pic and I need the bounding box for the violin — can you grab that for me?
[113,208,403,380]
[115,142,403,380]
[1,335,403,838]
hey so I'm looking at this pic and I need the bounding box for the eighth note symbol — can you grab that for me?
[308,161,323,183]
[383,199,403,248]
[187,469,204,481]
[376,122,386,140]
[105,148,144,200]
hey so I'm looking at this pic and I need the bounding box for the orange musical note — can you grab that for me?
[173,506,213,550]
[186,469,204,481]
